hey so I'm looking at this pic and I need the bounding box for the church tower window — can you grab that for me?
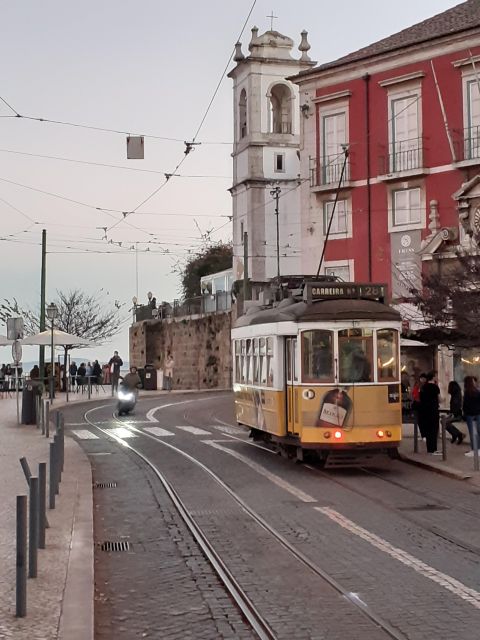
[239,89,247,138]
[269,84,292,134]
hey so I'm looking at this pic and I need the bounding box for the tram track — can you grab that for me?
[84,402,406,640]
[196,406,480,560]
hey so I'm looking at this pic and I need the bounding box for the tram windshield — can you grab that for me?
[338,329,373,383]
[377,329,399,382]
[302,330,334,383]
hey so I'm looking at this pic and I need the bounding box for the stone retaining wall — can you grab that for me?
[129,312,232,389]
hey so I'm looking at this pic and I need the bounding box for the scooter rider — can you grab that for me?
[121,366,142,392]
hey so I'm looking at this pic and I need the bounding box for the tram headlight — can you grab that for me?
[334,431,342,439]
[376,430,385,438]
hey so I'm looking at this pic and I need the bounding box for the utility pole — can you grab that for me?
[135,242,139,300]
[39,229,46,381]
[243,231,249,301]
[270,186,281,279]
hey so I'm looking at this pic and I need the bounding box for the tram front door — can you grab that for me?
[286,337,298,435]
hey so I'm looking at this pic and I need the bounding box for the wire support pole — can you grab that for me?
[316,147,349,278]
[270,186,281,279]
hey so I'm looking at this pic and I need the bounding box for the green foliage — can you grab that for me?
[180,242,232,299]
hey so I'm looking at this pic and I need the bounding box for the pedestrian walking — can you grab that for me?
[411,373,427,439]
[463,376,480,457]
[77,362,87,390]
[30,365,40,379]
[92,359,102,384]
[164,350,174,391]
[419,371,441,454]
[69,361,78,390]
[444,380,464,444]
[108,351,123,392]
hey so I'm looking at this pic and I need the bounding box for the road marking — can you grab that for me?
[146,399,203,423]
[213,424,246,436]
[177,426,212,435]
[144,426,175,437]
[65,422,89,426]
[203,440,316,503]
[71,429,99,440]
[105,427,137,439]
[316,507,480,610]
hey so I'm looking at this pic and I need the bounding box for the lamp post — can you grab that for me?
[46,302,58,401]
[270,185,281,279]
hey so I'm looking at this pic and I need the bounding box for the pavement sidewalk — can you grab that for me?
[399,421,480,485]
[0,393,93,640]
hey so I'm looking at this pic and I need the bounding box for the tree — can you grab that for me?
[409,254,480,347]
[0,289,125,387]
[180,242,233,299]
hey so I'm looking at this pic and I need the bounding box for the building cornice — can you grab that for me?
[312,89,352,103]
[452,54,480,68]
[378,71,425,87]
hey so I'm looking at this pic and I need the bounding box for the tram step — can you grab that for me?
[324,451,380,469]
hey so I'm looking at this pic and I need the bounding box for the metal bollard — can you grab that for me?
[41,400,45,435]
[45,401,50,438]
[53,436,60,494]
[35,396,40,429]
[441,415,447,462]
[59,418,65,472]
[413,415,419,453]
[88,377,91,399]
[29,477,39,578]
[38,463,47,548]
[49,443,56,509]
[19,457,32,486]
[16,495,27,617]
[473,428,479,472]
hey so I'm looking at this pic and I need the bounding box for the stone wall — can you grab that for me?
[129,312,232,390]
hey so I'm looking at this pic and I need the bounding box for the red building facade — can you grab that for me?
[293,1,480,302]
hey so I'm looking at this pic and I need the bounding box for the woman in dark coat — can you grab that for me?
[463,376,480,457]
[445,380,464,444]
[419,371,440,454]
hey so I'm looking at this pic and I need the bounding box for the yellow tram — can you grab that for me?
[232,281,402,465]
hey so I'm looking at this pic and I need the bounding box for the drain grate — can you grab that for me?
[94,481,117,489]
[98,540,130,552]
[397,504,449,511]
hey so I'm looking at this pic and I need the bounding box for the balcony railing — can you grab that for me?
[133,292,231,322]
[454,125,480,162]
[309,154,350,188]
[379,137,423,174]
[271,121,292,134]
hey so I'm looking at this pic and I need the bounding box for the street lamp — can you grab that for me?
[46,302,58,400]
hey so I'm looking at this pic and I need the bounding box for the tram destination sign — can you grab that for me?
[304,281,387,302]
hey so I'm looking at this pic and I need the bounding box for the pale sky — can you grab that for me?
[0,0,460,364]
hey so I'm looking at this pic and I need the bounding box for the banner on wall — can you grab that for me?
[390,230,422,298]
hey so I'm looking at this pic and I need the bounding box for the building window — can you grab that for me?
[389,93,421,172]
[274,153,285,172]
[465,78,480,160]
[392,188,421,227]
[239,89,247,139]
[323,199,347,235]
[319,110,348,185]
[325,264,350,282]
[268,84,292,134]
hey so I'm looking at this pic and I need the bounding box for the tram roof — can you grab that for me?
[234,298,401,327]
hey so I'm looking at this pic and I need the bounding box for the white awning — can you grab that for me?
[393,302,428,331]
[400,338,429,348]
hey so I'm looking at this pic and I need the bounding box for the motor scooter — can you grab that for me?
[117,383,137,416]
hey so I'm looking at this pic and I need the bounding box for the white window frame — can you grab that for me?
[387,84,422,173]
[318,102,349,184]
[323,198,351,238]
[462,73,480,160]
[389,186,425,231]
[323,259,354,282]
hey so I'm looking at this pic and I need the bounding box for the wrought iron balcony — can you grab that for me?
[379,137,424,175]
[309,154,350,188]
[454,125,480,162]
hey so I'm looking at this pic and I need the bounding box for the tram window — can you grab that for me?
[235,340,242,382]
[377,329,399,382]
[267,337,274,386]
[338,329,373,383]
[241,339,246,383]
[259,338,267,385]
[253,338,260,383]
[246,339,253,383]
[302,330,334,383]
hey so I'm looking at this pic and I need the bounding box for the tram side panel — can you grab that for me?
[233,386,287,437]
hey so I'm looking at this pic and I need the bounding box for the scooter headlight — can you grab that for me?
[118,390,134,401]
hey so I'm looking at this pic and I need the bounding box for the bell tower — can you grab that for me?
[229,27,315,284]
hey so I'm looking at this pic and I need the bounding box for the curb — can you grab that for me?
[398,452,472,481]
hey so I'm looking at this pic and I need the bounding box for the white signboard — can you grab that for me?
[7,317,24,340]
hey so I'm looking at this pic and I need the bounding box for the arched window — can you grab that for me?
[269,84,292,134]
[239,89,247,138]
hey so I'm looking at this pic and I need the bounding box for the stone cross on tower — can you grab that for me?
[266,10,278,31]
